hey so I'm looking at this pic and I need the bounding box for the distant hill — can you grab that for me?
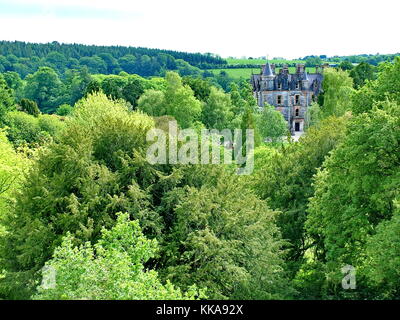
[0,40,227,78]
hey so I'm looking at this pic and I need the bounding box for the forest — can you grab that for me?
[0,41,399,300]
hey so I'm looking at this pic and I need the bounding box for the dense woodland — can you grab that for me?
[0,41,399,300]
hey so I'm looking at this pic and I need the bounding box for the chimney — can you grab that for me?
[321,63,329,71]
[296,63,305,74]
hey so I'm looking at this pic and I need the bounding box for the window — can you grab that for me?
[311,94,315,101]
[277,95,282,105]
[295,95,300,105]
[295,108,300,117]
[296,81,300,89]
[278,83,282,90]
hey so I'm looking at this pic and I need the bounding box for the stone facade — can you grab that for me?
[250,62,325,134]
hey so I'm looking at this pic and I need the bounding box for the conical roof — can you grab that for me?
[262,62,274,76]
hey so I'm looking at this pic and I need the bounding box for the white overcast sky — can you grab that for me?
[0,0,398,59]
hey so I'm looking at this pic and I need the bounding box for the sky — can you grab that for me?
[0,0,399,59]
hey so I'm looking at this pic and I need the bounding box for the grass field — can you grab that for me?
[210,67,317,79]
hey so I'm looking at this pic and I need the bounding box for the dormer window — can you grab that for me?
[278,83,282,90]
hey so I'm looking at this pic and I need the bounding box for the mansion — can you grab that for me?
[250,62,325,133]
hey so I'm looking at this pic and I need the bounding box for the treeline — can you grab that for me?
[0,41,227,78]
[301,53,400,66]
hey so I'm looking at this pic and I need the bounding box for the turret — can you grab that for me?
[261,61,274,90]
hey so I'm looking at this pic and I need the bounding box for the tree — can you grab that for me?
[34,213,200,300]
[19,98,40,117]
[306,104,400,297]
[2,71,23,98]
[24,67,64,113]
[122,77,145,108]
[338,61,354,71]
[201,87,233,130]
[45,51,67,73]
[158,166,292,299]
[137,89,166,117]
[0,75,15,124]
[63,67,92,105]
[305,56,322,67]
[257,104,288,143]
[0,129,29,223]
[79,56,107,74]
[56,104,73,116]
[363,204,400,298]
[349,62,376,89]
[352,57,400,114]
[240,105,261,148]
[229,82,247,116]
[249,115,349,277]
[0,92,291,300]
[321,68,354,118]
[182,77,212,102]
[164,72,202,128]
[0,93,156,298]
[3,111,64,147]
[304,102,322,129]
[137,72,202,128]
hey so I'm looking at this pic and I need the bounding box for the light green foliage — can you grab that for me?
[138,72,202,128]
[321,68,354,118]
[3,111,64,147]
[241,105,261,148]
[0,92,290,300]
[352,57,400,114]
[201,87,233,130]
[0,93,156,298]
[306,106,400,293]
[363,203,400,298]
[55,104,73,116]
[34,213,200,300]
[304,102,322,129]
[229,82,247,115]
[0,130,29,216]
[250,115,349,275]
[257,104,288,143]
[37,114,65,137]
[137,89,166,117]
[163,72,202,128]
[4,111,41,146]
